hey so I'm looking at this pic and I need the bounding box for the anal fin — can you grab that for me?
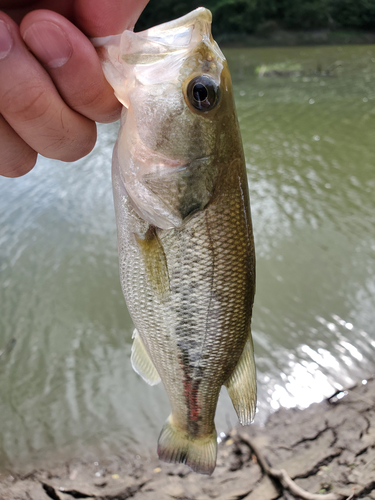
[224,334,257,425]
[131,329,161,386]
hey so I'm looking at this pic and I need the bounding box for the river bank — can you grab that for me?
[1,377,374,500]
[218,28,375,47]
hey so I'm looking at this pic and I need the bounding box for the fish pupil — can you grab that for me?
[193,83,208,103]
[186,75,219,112]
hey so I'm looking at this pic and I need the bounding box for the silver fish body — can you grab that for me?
[94,7,256,474]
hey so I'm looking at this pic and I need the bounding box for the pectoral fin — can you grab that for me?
[131,329,161,386]
[134,225,170,298]
[225,334,257,425]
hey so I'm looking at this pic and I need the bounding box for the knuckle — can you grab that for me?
[1,149,37,178]
[79,83,104,109]
[1,84,96,164]
[70,126,97,160]
[72,83,121,122]
[45,119,97,162]
[1,81,52,123]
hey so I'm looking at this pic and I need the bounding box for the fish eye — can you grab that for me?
[186,75,220,112]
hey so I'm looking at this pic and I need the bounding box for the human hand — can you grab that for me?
[0,0,149,177]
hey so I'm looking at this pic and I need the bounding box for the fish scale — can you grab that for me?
[95,7,256,474]
[113,149,254,451]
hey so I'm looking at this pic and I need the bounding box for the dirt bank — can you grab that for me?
[1,378,374,500]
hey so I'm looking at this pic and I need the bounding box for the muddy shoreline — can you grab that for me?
[1,378,374,500]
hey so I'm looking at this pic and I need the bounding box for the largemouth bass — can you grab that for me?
[93,7,256,475]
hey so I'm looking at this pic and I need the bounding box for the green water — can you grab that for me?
[0,44,374,473]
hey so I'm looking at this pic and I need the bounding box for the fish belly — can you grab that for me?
[113,156,255,473]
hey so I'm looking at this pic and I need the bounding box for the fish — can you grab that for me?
[93,7,256,475]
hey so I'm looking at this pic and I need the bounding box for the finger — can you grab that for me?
[73,0,150,36]
[0,114,37,177]
[1,1,74,24]
[21,10,121,123]
[0,13,96,163]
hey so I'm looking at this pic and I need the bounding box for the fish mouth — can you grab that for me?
[142,8,212,43]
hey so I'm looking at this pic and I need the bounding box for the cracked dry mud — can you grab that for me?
[1,379,374,500]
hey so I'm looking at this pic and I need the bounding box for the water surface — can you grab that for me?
[0,44,374,472]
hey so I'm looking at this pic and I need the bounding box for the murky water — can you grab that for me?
[1,44,374,472]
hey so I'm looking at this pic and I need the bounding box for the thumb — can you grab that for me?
[73,0,150,37]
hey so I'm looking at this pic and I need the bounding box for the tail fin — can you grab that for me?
[157,416,217,475]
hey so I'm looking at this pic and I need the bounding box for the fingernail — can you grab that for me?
[0,20,13,59]
[23,21,72,68]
